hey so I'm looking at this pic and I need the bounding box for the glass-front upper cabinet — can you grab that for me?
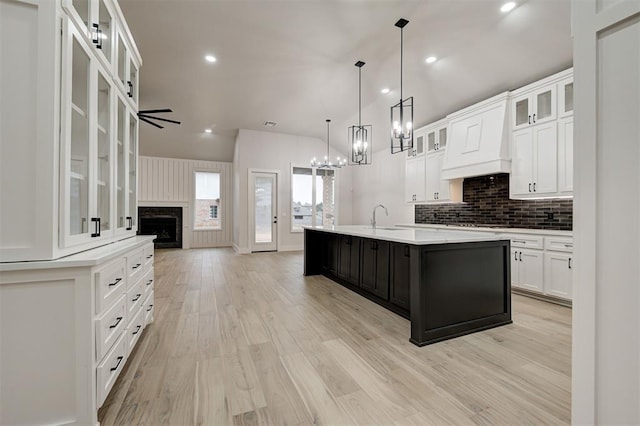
[62,0,115,70]
[407,131,425,158]
[512,85,557,129]
[61,18,116,249]
[558,77,574,118]
[425,120,448,153]
[127,111,138,231]
[116,97,126,233]
[115,27,141,107]
[95,68,112,236]
[128,56,139,103]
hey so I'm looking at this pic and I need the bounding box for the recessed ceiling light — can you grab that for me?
[381,88,390,94]
[501,2,516,12]
[204,128,212,133]
[425,56,437,64]
[204,55,216,63]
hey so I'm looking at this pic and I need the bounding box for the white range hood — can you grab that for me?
[441,92,511,180]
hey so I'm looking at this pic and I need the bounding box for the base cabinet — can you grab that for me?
[544,252,573,299]
[510,248,544,292]
[321,233,339,276]
[0,236,155,425]
[360,238,390,299]
[390,243,411,312]
[337,235,360,285]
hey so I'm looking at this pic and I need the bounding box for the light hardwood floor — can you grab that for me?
[98,248,571,425]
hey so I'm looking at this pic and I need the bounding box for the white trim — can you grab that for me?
[248,168,280,252]
[192,169,223,232]
[232,243,250,254]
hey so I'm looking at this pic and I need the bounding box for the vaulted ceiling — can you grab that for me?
[119,0,572,162]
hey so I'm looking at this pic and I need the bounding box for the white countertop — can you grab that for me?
[305,225,507,245]
[0,236,156,271]
[397,223,573,237]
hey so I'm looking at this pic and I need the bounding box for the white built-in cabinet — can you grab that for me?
[509,235,545,292]
[405,155,426,202]
[405,119,462,204]
[510,68,573,199]
[0,0,141,262]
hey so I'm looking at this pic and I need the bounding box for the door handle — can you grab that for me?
[533,182,536,192]
[529,183,532,192]
[519,251,522,261]
[568,258,572,269]
[528,115,531,125]
[533,113,536,123]
[514,252,518,261]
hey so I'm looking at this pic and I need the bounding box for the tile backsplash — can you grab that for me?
[415,173,573,230]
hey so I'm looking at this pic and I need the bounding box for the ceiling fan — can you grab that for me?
[137,109,181,129]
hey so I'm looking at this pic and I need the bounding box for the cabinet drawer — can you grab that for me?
[126,305,145,356]
[95,259,127,315]
[142,268,154,296]
[96,332,127,408]
[96,295,127,361]
[126,278,144,319]
[126,249,144,285]
[143,291,154,326]
[507,234,544,249]
[545,236,573,252]
[143,244,154,267]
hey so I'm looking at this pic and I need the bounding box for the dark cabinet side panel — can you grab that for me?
[390,243,411,311]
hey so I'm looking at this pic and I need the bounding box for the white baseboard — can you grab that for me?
[233,243,250,254]
[277,244,303,252]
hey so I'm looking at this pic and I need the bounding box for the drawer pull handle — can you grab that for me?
[514,251,518,261]
[132,294,141,302]
[146,304,153,312]
[146,279,153,286]
[519,251,522,261]
[513,240,526,244]
[132,325,142,335]
[110,356,124,372]
[132,263,142,270]
[563,244,573,247]
[109,317,123,329]
[108,278,122,287]
[568,258,572,269]
[146,254,153,259]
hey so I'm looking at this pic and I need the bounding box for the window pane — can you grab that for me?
[194,172,221,229]
[292,167,313,231]
[316,169,335,226]
[255,176,273,243]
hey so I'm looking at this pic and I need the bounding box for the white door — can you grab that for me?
[518,249,544,292]
[251,172,277,252]
[544,252,573,299]
[511,128,534,196]
[532,121,558,195]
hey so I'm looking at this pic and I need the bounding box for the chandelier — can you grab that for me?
[311,119,345,169]
[390,18,414,154]
[348,61,372,165]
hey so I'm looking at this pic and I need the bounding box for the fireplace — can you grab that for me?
[138,207,183,249]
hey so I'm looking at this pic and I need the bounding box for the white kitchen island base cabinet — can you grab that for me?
[0,236,155,426]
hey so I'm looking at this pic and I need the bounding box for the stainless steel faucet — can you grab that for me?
[371,204,388,229]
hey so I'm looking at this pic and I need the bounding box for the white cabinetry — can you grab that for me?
[0,237,155,425]
[406,129,426,157]
[425,151,462,202]
[509,68,573,200]
[509,236,544,292]
[426,119,447,153]
[544,236,573,300]
[0,0,141,262]
[405,155,426,202]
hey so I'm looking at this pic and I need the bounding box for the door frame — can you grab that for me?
[248,169,279,252]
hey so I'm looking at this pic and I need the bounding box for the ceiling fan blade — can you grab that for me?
[138,114,181,125]
[139,116,164,129]
[138,108,173,114]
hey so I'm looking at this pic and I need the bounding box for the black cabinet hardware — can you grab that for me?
[132,263,141,270]
[529,183,532,192]
[513,240,526,244]
[146,254,153,259]
[92,23,99,45]
[132,325,141,335]
[568,258,572,269]
[91,217,101,237]
[127,81,133,98]
[528,115,532,124]
[519,251,522,261]
[108,278,122,287]
[109,316,123,329]
[146,304,153,312]
[404,245,410,257]
[126,216,132,230]
[132,293,141,302]
[110,356,123,372]
[146,279,153,286]
[533,182,536,192]
[533,113,536,123]
[514,251,518,261]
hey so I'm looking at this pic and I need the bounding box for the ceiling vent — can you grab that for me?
[264,121,277,127]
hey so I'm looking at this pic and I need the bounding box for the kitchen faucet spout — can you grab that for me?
[371,204,388,229]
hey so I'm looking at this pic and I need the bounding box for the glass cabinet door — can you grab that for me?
[117,31,127,89]
[95,0,113,65]
[514,96,531,128]
[116,98,126,231]
[559,79,574,117]
[535,88,554,122]
[127,112,138,231]
[95,70,112,234]
[128,57,138,103]
[427,131,436,151]
[68,28,92,238]
[438,127,447,149]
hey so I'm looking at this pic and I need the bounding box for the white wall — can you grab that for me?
[233,129,353,253]
[139,156,233,248]
[572,1,640,424]
[351,146,414,227]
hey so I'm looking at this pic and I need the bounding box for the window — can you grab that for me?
[291,166,336,232]
[209,205,218,219]
[194,171,221,230]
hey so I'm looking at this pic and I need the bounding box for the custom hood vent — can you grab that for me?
[441,92,511,180]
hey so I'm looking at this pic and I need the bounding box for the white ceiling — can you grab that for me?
[119,0,572,162]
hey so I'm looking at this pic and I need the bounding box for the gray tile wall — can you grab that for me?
[415,173,573,230]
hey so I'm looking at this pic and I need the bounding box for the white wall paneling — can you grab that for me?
[572,0,640,424]
[139,156,232,248]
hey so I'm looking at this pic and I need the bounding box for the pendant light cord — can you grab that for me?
[358,67,362,128]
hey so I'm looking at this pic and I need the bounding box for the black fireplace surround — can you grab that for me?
[138,207,182,249]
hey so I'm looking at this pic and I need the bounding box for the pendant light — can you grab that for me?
[311,119,346,169]
[390,18,414,154]
[348,61,372,165]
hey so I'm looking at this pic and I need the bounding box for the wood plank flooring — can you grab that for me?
[98,248,571,425]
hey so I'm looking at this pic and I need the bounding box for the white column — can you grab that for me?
[572,1,640,424]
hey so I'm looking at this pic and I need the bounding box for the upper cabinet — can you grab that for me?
[1,0,141,262]
[406,129,426,158]
[509,68,573,200]
[426,119,447,153]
